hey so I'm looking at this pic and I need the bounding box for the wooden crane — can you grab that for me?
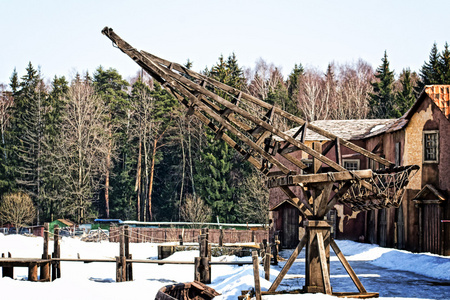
[102,27,418,298]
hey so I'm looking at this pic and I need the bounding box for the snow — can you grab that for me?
[0,234,448,300]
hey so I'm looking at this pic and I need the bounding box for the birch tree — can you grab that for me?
[54,76,108,223]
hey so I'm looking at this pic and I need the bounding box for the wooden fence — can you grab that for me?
[109,227,268,244]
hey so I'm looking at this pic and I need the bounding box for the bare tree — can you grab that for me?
[180,194,212,226]
[237,171,269,225]
[0,84,13,160]
[296,68,330,121]
[53,77,108,223]
[247,58,284,101]
[0,192,36,231]
[333,59,374,119]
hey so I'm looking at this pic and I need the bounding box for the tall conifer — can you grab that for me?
[369,51,396,118]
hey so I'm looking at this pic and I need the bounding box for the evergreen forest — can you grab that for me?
[0,42,449,226]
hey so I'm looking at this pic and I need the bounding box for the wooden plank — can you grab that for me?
[313,142,322,174]
[317,233,332,295]
[279,186,313,217]
[252,251,262,300]
[280,152,308,170]
[330,239,367,293]
[268,235,307,292]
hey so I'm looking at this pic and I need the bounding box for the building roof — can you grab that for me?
[281,119,397,141]
[55,219,75,227]
[365,85,450,138]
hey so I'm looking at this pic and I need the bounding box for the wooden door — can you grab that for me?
[422,204,441,254]
[282,207,299,249]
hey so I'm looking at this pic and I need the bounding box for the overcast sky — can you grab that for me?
[2,0,450,86]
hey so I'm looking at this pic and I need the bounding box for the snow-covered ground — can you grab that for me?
[0,234,448,300]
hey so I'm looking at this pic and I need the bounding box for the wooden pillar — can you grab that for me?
[123,225,132,281]
[252,250,261,300]
[195,232,211,284]
[264,246,271,281]
[52,225,61,280]
[28,262,38,282]
[219,229,223,247]
[272,234,279,265]
[2,252,13,279]
[41,223,50,281]
[304,220,331,294]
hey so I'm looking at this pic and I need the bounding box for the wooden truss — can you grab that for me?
[102,27,418,297]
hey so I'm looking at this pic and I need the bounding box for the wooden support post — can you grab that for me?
[219,229,223,247]
[124,225,132,281]
[52,225,61,280]
[28,262,38,282]
[179,234,183,246]
[264,246,271,281]
[115,256,126,282]
[196,233,211,284]
[269,235,307,292]
[2,252,13,279]
[272,234,279,265]
[252,251,261,300]
[317,233,332,295]
[41,222,50,281]
[304,220,330,294]
[127,254,133,281]
[330,239,367,294]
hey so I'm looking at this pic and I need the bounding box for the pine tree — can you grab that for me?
[438,42,450,83]
[93,67,129,218]
[7,63,48,223]
[369,51,396,118]
[194,53,251,223]
[395,69,416,116]
[417,43,441,94]
[40,76,69,220]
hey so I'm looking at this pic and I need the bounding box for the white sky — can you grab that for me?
[1,0,450,86]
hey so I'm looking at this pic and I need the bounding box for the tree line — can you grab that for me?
[0,42,449,227]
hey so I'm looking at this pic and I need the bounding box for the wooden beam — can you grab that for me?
[330,239,367,294]
[268,235,308,292]
[317,233,332,295]
[279,186,313,217]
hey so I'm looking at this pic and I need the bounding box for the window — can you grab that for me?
[423,131,439,163]
[343,159,360,171]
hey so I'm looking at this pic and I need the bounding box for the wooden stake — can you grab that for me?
[52,225,61,280]
[252,251,262,300]
[28,262,38,282]
[41,223,50,281]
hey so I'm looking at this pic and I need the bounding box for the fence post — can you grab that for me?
[195,232,211,284]
[179,234,183,246]
[264,245,271,281]
[252,250,262,300]
[52,225,61,280]
[2,252,13,278]
[124,225,132,281]
[219,229,224,247]
[41,222,50,281]
[116,227,127,282]
[272,234,279,265]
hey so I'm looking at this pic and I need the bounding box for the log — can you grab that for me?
[28,262,38,282]
[252,251,261,300]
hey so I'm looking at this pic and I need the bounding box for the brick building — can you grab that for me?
[269,85,449,255]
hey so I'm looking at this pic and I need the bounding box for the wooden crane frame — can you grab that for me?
[102,27,418,298]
